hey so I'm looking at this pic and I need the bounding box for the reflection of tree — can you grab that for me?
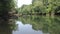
[0,24,17,34]
[0,23,17,34]
[19,15,60,34]
[0,24,12,34]
[0,18,17,34]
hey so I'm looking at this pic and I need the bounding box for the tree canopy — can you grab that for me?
[18,0,60,15]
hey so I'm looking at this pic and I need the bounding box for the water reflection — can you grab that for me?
[0,21,17,34]
[13,21,43,34]
[18,15,60,34]
[0,15,60,34]
[0,16,18,34]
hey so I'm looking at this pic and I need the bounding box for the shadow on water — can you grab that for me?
[0,24,16,34]
[0,15,18,34]
[0,21,17,34]
[18,15,60,34]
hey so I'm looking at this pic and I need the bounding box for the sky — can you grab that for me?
[17,0,32,7]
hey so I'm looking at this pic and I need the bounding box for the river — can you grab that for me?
[0,15,60,34]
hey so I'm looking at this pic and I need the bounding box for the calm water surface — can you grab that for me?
[13,21,43,34]
[0,15,60,34]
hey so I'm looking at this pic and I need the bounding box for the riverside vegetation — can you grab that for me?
[18,0,60,16]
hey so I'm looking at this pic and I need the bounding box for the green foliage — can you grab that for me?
[0,0,17,23]
[18,0,60,15]
[0,0,16,12]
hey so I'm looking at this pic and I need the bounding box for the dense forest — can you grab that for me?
[0,0,18,24]
[18,0,60,16]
